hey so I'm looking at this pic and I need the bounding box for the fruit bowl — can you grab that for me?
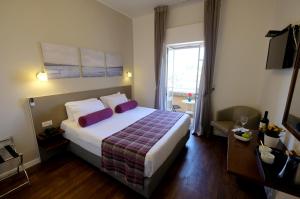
[233,131,252,142]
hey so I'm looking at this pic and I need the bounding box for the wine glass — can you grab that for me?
[240,116,248,129]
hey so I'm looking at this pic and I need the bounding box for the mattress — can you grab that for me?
[61,106,190,177]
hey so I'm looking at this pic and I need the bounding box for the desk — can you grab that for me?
[227,131,263,183]
[227,130,300,197]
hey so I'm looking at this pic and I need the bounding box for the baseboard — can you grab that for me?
[24,158,41,169]
[0,157,41,179]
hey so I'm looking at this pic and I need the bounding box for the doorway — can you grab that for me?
[166,42,204,127]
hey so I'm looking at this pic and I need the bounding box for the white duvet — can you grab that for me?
[61,106,190,177]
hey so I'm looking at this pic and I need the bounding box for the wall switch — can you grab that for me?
[42,120,53,128]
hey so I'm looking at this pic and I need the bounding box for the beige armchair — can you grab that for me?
[211,106,261,137]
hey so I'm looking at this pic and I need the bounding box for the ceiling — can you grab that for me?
[97,0,201,18]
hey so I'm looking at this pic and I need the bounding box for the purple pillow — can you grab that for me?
[115,100,138,113]
[78,108,113,127]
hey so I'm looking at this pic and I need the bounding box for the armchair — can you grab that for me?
[211,106,261,137]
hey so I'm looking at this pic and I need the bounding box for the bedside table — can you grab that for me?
[37,128,69,161]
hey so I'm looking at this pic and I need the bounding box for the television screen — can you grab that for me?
[266,25,295,69]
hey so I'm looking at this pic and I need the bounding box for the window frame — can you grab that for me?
[166,41,204,95]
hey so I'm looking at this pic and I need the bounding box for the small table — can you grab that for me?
[181,99,196,105]
[181,99,195,115]
[37,128,69,161]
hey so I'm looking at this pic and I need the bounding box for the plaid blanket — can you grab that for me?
[101,110,184,188]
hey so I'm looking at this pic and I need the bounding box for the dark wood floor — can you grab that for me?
[1,136,266,199]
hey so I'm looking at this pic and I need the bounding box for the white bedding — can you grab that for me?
[61,106,190,177]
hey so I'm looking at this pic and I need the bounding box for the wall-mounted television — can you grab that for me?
[266,25,297,69]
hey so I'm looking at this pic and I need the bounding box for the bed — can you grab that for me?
[28,86,190,198]
[61,106,190,197]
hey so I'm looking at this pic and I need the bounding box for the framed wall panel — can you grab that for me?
[80,48,106,77]
[41,43,80,79]
[106,53,123,77]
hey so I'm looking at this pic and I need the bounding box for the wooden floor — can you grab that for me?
[1,136,266,199]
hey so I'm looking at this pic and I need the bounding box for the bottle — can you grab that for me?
[259,111,269,132]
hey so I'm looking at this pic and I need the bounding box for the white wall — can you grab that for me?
[167,1,204,28]
[133,13,155,107]
[133,1,204,107]
[259,0,300,154]
[0,0,133,166]
[213,0,274,114]
[166,23,204,45]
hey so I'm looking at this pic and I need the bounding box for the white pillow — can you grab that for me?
[100,93,128,111]
[65,98,101,121]
[71,101,106,123]
[99,92,121,107]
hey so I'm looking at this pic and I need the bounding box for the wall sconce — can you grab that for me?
[127,72,132,78]
[36,71,48,81]
[29,98,35,107]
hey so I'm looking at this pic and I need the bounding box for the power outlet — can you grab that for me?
[42,120,53,128]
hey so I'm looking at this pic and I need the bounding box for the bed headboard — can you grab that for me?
[29,85,131,135]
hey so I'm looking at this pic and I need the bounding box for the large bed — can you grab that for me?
[28,86,190,198]
[61,107,190,197]
[61,106,190,177]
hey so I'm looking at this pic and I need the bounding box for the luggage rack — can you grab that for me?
[0,137,30,198]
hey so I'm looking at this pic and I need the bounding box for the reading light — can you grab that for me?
[127,72,132,78]
[36,71,48,81]
[29,98,35,107]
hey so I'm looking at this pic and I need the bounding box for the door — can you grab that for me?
[166,42,204,127]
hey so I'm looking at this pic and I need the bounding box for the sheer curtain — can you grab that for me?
[154,6,168,110]
[194,0,221,136]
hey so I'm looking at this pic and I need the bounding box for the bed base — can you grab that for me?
[67,130,190,198]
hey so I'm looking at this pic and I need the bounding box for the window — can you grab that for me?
[167,43,204,94]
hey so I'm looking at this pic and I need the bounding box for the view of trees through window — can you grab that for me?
[167,44,204,94]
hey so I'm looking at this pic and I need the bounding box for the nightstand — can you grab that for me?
[36,128,69,161]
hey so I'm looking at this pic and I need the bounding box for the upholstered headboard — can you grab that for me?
[29,85,131,134]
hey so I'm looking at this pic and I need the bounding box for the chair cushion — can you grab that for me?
[211,121,235,133]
